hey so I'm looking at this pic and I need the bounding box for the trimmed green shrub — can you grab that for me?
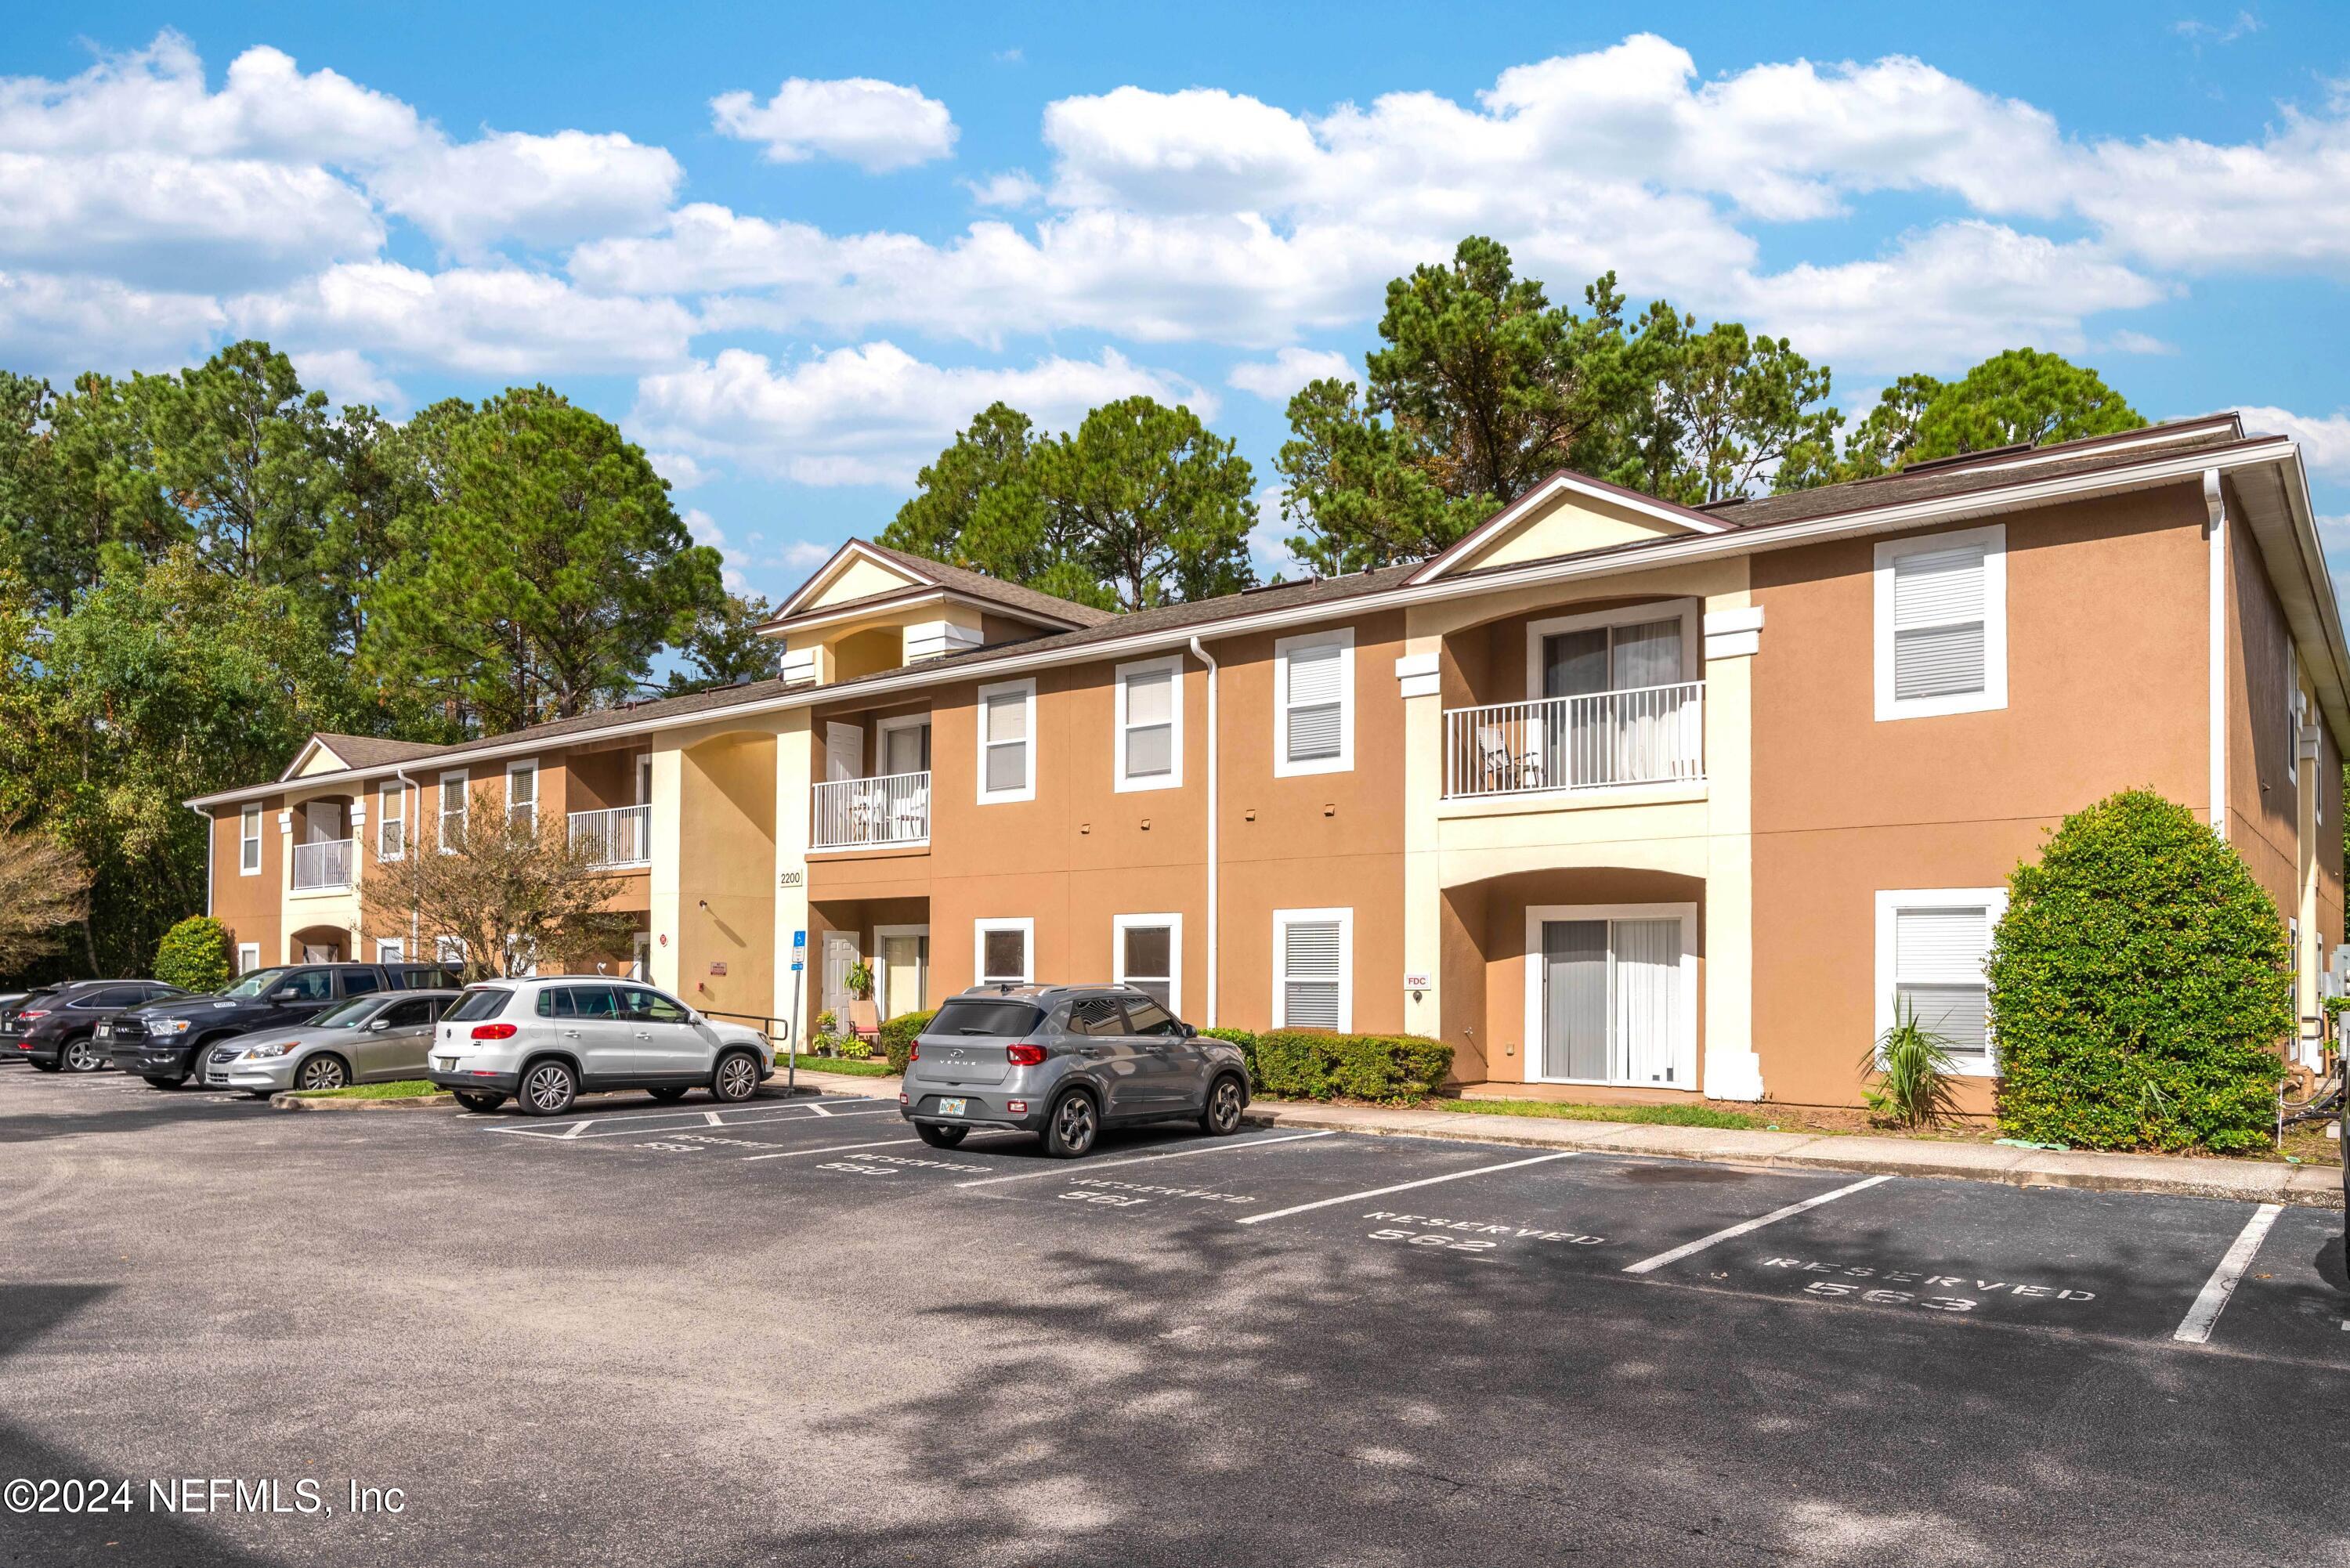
[154,916,232,993]
[1250,1029,1452,1104]
[1988,789,2290,1153]
[880,1010,934,1075]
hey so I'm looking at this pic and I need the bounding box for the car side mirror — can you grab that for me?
[367,1019,392,1031]
[1180,1022,1198,1038]
[269,988,298,1003]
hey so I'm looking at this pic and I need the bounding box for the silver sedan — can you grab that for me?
[204,990,460,1096]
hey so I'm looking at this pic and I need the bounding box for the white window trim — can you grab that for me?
[1113,655,1184,793]
[1523,598,1701,699]
[238,804,262,876]
[1273,627,1355,778]
[1112,912,1182,1017]
[376,937,404,963]
[1272,906,1352,1031]
[873,922,930,1019]
[438,769,468,853]
[636,753,653,806]
[973,916,1035,985]
[1873,522,2007,722]
[876,713,932,779]
[436,935,467,966]
[505,758,539,830]
[976,677,1037,804]
[1874,887,2008,1079]
[1520,902,1700,1089]
[235,942,260,974]
[378,783,407,861]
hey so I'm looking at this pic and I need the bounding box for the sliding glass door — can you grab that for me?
[1532,909,1690,1086]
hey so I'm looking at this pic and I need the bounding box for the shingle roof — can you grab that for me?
[308,733,456,769]
[858,541,1120,628]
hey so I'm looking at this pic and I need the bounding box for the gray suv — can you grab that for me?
[898,985,1249,1157]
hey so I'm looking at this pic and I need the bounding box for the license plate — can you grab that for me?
[97,1024,110,1038]
[436,1057,457,1071]
[938,1097,968,1117]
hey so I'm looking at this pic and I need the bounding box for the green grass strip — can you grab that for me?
[781,1053,895,1078]
[1435,1097,1759,1129]
[285,1079,443,1100]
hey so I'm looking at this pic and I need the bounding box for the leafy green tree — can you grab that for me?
[665,592,780,693]
[1274,378,1484,575]
[1624,314,1842,504]
[1036,396,1256,609]
[1365,237,1646,507]
[1987,789,2289,1153]
[1781,352,2144,488]
[363,387,724,732]
[133,341,332,584]
[879,403,1078,594]
[0,371,184,612]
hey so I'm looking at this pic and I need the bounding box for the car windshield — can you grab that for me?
[930,999,1045,1038]
[309,997,381,1028]
[446,987,512,1022]
[220,967,291,999]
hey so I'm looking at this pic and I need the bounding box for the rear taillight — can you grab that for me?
[17,1010,49,1021]
[907,1044,920,1061]
[471,1022,517,1040]
[1005,1042,1047,1066]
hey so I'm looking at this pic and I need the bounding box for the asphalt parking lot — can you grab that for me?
[4,1061,2347,1566]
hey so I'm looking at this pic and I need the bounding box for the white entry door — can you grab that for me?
[877,930,927,1020]
[826,722,864,783]
[821,931,861,1024]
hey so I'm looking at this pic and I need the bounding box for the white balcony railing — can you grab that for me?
[812,771,930,850]
[569,804,651,868]
[1443,682,1705,800]
[291,837,355,891]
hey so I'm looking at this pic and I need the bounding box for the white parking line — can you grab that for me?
[743,1132,1023,1162]
[490,1105,898,1140]
[955,1130,1336,1189]
[476,1094,886,1132]
[1619,1174,1893,1275]
[2172,1203,2281,1346]
[1235,1149,1579,1226]
[808,1102,834,1117]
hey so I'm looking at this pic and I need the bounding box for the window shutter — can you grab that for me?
[1894,905,1990,1054]
[1285,644,1343,761]
[1125,669,1173,777]
[1281,918,1342,1029]
[1892,544,1987,701]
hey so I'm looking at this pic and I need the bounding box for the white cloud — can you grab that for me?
[289,348,403,410]
[649,450,714,490]
[710,77,956,172]
[682,506,750,589]
[1245,486,1311,581]
[779,540,835,569]
[367,129,682,255]
[631,342,1212,486]
[2240,406,2350,480]
[966,169,1043,208]
[0,269,226,375]
[1228,347,1355,401]
[233,262,696,378]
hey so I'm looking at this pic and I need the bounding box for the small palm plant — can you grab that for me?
[1862,997,1964,1129]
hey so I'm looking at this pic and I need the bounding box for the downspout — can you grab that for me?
[394,766,420,957]
[1189,636,1219,1028]
[2204,470,2228,842]
[184,801,212,923]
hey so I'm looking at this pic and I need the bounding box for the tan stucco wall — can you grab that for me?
[1748,484,2211,1107]
[210,800,282,967]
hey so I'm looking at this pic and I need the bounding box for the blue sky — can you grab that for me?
[9,2,2350,603]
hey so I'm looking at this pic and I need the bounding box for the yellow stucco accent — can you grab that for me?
[668,724,780,1024]
[772,710,812,1034]
[1444,487,1700,577]
[804,553,926,610]
[293,742,352,779]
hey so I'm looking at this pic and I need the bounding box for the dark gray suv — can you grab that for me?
[898,984,1249,1158]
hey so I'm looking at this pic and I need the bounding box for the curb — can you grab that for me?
[1240,1104,2346,1210]
[273,1091,457,1111]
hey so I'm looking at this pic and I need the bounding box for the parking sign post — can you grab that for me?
[786,930,806,1092]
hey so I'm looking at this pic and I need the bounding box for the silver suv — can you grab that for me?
[898,985,1249,1158]
[205,989,459,1096]
[425,976,773,1115]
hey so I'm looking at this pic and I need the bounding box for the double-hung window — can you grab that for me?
[977,679,1036,803]
[238,805,262,875]
[439,771,468,852]
[506,760,538,830]
[1113,914,1180,1015]
[378,784,407,860]
[376,938,404,964]
[1115,656,1181,792]
[1875,888,2008,1077]
[235,942,260,974]
[1273,908,1350,1030]
[974,918,1033,986]
[1875,524,2006,721]
[1274,629,1353,777]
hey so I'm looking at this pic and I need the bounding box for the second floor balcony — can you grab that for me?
[812,770,930,851]
[1443,681,1705,801]
[569,804,652,868]
[291,836,355,891]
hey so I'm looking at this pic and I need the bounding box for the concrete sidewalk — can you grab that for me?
[789,1066,2345,1209]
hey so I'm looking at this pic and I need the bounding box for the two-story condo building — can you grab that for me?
[186,414,2348,1111]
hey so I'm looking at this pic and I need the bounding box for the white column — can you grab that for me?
[648,746,683,992]
[1700,594,1765,1101]
[1397,640,1444,1040]
[772,711,813,1046]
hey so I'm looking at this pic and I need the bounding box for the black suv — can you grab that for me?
[4,980,189,1073]
[108,962,460,1088]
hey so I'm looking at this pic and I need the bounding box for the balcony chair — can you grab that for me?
[846,998,882,1046]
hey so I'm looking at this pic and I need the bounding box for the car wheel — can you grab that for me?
[62,1036,107,1074]
[648,1086,690,1103]
[31,1058,63,1073]
[295,1054,350,1093]
[452,1090,506,1112]
[710,1051,760,1104]
[1198,1074,1245,1136]
[1043,1090,1099,1158]
[139,1074,178,1088]
[916,1122,968,1148]
[518,1059,578,1116]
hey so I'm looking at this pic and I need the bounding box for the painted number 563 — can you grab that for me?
[1368,1228,1497,1252]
